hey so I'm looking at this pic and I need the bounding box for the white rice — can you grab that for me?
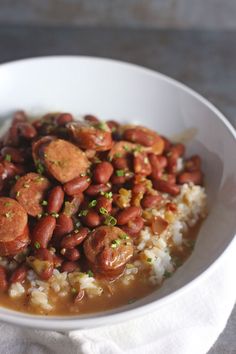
[134,183,207,285]
[9,282,25,298]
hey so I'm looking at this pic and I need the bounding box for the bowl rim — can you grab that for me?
[0,55,235,331]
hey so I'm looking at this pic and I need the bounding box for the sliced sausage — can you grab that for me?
[68,122,113,151]
[83,226,134,279]
[43,139,89,183]
[31,215,56,249]
[11,172,51,217]
[0,197,29,256]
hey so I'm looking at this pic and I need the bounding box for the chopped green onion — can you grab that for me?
[119,233,130,240]
[96,121,109,131]
[4,154,12,162]
[41,200,48,206]
[16,191,20,197]
[124,145,130,152]
[35,160,45,174]
[111,239,121,248]
[34,241,41,249]
[23,183,30,188]
[104,191,113,199]
[35,176,45,182]
[146,257,153,263]
[4,202,12,207]
[114,153,122,158]
[79,209,88,217]
[104,215,117,226]
[37,213,42,219]
[133,144,142,153]
[99,207,108,215]
[89,200,97,208]
[51,212,59,218]
[71,287,77,294]
[116,170,125,177]
[87,270,94,278]
[15,175,20,180]
[5,212,12,218]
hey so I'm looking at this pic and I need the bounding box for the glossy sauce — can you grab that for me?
[0,221,202,315]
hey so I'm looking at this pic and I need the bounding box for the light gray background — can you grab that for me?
[0,0,236,29]
[0,1,235,353]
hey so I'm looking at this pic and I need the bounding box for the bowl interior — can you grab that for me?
[0,56,235,330]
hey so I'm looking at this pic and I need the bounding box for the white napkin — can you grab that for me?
[0,238,235,354]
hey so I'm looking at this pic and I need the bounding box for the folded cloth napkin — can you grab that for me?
[0,238,235,354]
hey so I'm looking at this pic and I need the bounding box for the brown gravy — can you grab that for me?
[0,221,202,316]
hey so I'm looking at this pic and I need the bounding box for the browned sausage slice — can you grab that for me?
[11,172,51,217]
[0,197,29,256]
[83,226,133,279]
[68,122,113,151]
[43,139,89,183]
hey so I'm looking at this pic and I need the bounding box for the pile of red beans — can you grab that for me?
[0,111,203,290]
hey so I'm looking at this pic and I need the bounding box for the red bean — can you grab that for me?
[85,183,111,196]
[34,249,54,280]
[61,261,78,273]
[61,228,89,248]
[106,120,120,132]
[84,115,100,124]
[132,183,146,195]
[170,143,185,157]
[1,147,24,163]
[111,174,126,185]
[62,248,80,261]
[18,122,37,139]
[185,155,201,172]
[81,210,101,228]
[64,176,91,196]
[53,214,74,239]
[116,206,142,225]
[96,196,112,214]
[134,153,152,176]
[56,113,73,126]
[153,179,180,196]
[93,161,114,184]
[112,157,129,170]
[161,136,171,152]
[141,193,163,209]
[124,128,155,146]
[0,266,8,291]
[149,153,166,180]
[178,171,203,185]
[121,216,144,237]
[13,110,27,124]
[53,254,63,268]
[10,264,28,284]
[47,186,65,213]
[32,215,56,249]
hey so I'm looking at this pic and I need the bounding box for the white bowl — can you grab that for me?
[0,56,235,331]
